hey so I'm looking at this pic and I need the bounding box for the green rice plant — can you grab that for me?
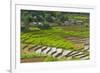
[64,31,89,38]
[21,26,89,50]
[22,33,75,50]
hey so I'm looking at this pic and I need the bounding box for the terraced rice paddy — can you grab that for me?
[21,43,89,63]
[21,10,89,63]
[21,25,89,63]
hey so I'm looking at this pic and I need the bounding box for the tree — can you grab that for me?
[21,10,33,31]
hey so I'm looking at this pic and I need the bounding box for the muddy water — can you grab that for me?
[65,36,89,44]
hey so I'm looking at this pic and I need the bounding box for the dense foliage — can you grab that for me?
[21,10,89,30]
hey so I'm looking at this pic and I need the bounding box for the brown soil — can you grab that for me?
[65,36,88,44]
[21,57,46,63]
[64,36,89,49]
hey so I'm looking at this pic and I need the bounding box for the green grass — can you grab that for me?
[21,52,62,61]
[21,52,67,61]
[21,52,47,59]
[44,56,59,62]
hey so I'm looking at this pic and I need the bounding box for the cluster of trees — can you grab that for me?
[21,10,89,30]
